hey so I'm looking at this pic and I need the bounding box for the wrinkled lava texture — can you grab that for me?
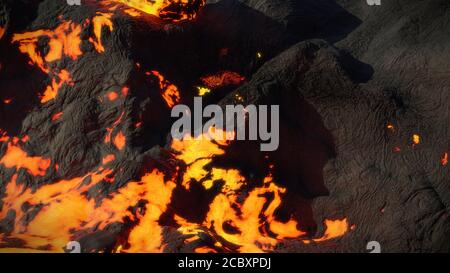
[0,0,449,253]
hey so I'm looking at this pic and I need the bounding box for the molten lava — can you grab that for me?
[42,70,73,103]
[12,14,114,103]
[0,127,350,252]
[105,111,125,144]
[0,26,5,40]
[201,71,246,89]
[197,86,211,96]
[12,21,83,73]
[113,130,127,150]
[0,143,51,177]
[412,134,421,146]
[108,0,206,21]
[312,219,349,242]
[442,152,448,166]
[170,129,349,252]
[51,112,64,121]
[0,130,9,142]
[148,70,181,108]
[89,12,114,53]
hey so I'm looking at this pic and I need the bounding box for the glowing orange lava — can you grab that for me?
[89,12,114,53]
[170,129,349,252]
[51,112,64,121]
[12,21,83,73]
[107,91,119,101]
[149,70,181,108]
[102,154,116,165]
[313,219,349,242]
[0,143,51,176]
[442,152,448,166]
[0,26,5,40]
[105,111,125,145]
[12,14,114,104]
[0,126,349,252]
[113,130,126,150]
[108,0,205,21]
[412,134,420,146]
[201,71,246,89]
[0,130,9,142]
[42,70,73,103]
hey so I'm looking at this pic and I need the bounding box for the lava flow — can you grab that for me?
[0,125,349,253]
[11,12,114,103]
[147,70,181,108]
[200,71,246,90]
[0,26,5,40]
[106,0,206,21]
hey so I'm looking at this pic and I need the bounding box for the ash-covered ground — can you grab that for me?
[0,0,449,253]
